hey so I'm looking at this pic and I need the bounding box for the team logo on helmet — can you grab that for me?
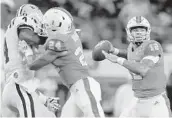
[136,16,142,23]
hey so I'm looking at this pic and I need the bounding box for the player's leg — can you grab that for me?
[119,97,138,118]
[2,81,22,117]
[14,83,56,117]
[71,77,105,117]
[149,94,172,117]
[1,86,19,117]
[60,94,83,117]
[81,77,105,117]
[29,91,57,117]
[1,104,19,117]
[3,71,56,117]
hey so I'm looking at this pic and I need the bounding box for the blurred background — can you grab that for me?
[1,0,172,117]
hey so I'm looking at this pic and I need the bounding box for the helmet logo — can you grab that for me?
[13,72,18,78]
[58,22,62,27]
[30,6,35,9]
[52,20,55,25]
[68,23,72,31]
[136,16,142,23]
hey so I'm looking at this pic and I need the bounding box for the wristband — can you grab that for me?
[117,57,126,65]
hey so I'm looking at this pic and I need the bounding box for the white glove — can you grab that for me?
[37,91,61,112]
[45,97,61,113]
[18,40,33,57]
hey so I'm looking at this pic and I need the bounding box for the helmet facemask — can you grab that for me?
[130,26,147,42]
[16,4,44,36]
[126,16,151,43]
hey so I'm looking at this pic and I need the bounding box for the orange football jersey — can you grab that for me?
[46,31,89,87]
[127,40,166,98]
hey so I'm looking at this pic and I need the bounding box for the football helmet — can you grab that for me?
[126,16,151,42]
[42,7,74,36]
[16,4,44,35]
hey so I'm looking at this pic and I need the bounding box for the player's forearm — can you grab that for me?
[117,58,150,77]
[112,48,127,59]
[28,52,52,70]
[117,49,127,59]
[28,55,51,70]
[29,49,68,70]
[26,55,36,65]
[2,106,18,117]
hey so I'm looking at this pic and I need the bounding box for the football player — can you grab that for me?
[28,7,105,117]
[2,4,60,117]
[102,16,172,117]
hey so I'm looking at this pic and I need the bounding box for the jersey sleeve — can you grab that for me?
[142,41,163,63]
[45,39,67,52]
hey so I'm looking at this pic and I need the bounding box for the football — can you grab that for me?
[92,40,112,61]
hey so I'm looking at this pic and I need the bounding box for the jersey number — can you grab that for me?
[48,40,55,50]
[75,47,87,66]
[72,32,87,66]
[149,43,159,51]
[47,40,64,51]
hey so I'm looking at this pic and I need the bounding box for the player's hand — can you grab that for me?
[32,46,41,57]
[18,40,33,56]
[45,97,61,113]
[102,50,118,63]
[18,40,29,53]
[108,43,115,53]
[108,44,119,55]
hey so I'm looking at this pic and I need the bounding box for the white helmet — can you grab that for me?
[126,16,151,42]
[42,7,74,36]
[16,4,44,36]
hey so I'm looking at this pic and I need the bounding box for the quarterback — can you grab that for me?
[102,16,172,117]
[2,4,59,117]
[29,7,105,117]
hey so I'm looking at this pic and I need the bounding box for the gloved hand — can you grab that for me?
[18,40,33,57]
[45,97,61,113]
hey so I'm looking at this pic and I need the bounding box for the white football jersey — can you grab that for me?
[4,16,38,83]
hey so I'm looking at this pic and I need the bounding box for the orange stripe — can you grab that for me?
[162,94,172,117]
[83,78,100,117]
